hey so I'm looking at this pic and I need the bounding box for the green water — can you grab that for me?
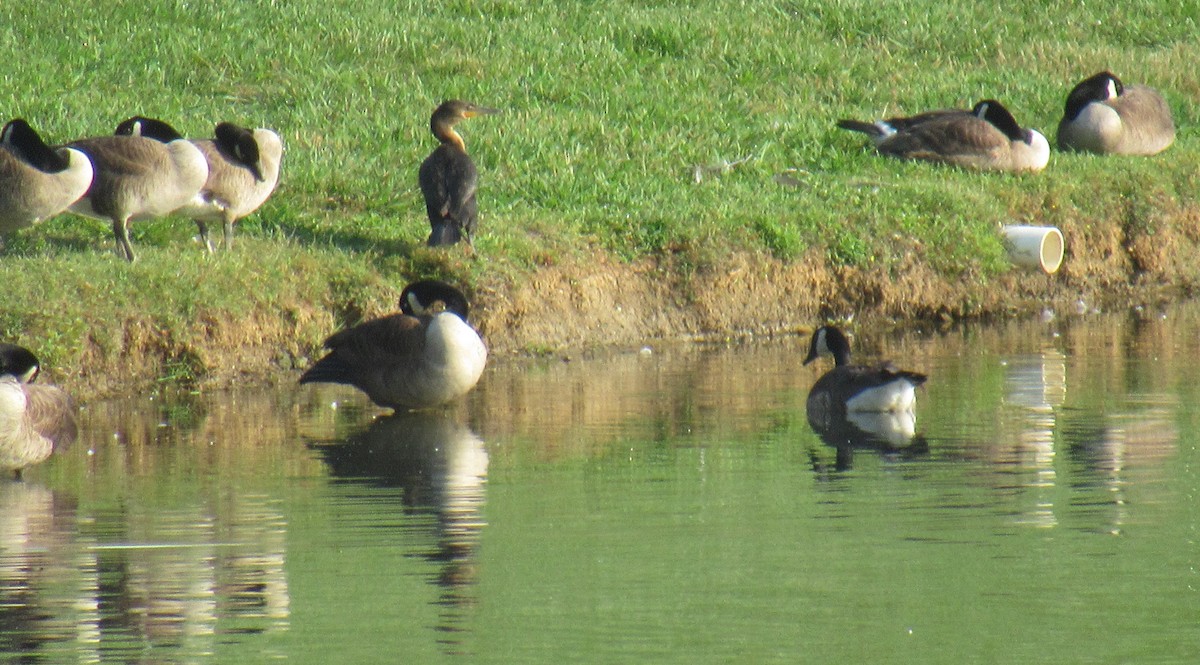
[4,310,1199,663]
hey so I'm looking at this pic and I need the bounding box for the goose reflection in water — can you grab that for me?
[807,404,929,471]
[0,477,291,660]
[0,481,98,659]
[309,410,488,649]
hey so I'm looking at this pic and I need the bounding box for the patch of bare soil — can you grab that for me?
[472,227,1192,357]
[66,209,1200,401]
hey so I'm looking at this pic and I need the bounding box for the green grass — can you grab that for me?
[0,0,1197,391]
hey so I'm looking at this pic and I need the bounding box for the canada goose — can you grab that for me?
[803,326,927,416]
[419,100,499,247]
[1057,71,1175,155]
[299,280,488,410]
[0,343,77,479]
[117,117,283,251]
[837,99,1050,173]
[0,119,93,239]
[67,117,209,262]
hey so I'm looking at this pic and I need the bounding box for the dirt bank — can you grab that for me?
[58,211,1200,402]
[472,211,1199,354]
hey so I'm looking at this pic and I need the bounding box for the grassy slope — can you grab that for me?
[0,0,1197,391]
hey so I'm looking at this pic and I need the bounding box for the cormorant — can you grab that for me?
[418,100,499,247]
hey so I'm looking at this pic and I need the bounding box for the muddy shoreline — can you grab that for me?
[61,215,1200,403]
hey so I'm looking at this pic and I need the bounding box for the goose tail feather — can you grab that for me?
[299,355,354,385]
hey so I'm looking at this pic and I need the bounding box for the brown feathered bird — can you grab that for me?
[1057,71,1175,155]
[0,344,77,479]
[837,99,1050,173]
[0,119,93,240]
[67,117,208,261]
[116,117,283,251]
[418,100,499,247]
[299,280,488,410]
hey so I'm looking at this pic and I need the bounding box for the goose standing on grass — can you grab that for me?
[0,344,77,480]
[117,117,283,252]
[837,99,1050,173]
[300,280,488,410]
[803,326,927,417]
[0,119,93,241]
[419,100,499,247]
[1057,71,1175,156]
[67,116,208,262]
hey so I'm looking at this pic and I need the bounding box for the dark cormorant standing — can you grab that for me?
[418,100,499,247]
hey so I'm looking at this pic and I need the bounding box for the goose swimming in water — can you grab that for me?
[803,326,927,417]
[0,343,77,479]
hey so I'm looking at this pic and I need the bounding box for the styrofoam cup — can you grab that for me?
[1002,225,1064,274]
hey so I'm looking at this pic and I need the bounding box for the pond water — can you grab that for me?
[4,306,1199,663]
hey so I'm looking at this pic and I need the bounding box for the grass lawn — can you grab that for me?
[0,0,1196,389]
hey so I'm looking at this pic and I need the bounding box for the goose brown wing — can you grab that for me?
[881,108,970,132]
[874,361,927,387]
[323,314,427,363]
[69,136,163,178]
[1114,86,1175,152]
[879,115,1005,162]
[23,384,77,452]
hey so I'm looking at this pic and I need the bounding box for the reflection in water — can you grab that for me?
[0,488,292,662]
[89,495,291,657]
[999,350,1067,528]
[0,389,296,663]
[1,307,1198,662]
[0,481,96,658]
[805,378,927,472]
[806,405,926,468]
[806,408,929,471]
[308,410,488,656]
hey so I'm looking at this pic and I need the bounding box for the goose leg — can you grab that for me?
[113,218,136,262]
[222,213,235,251]
[196,220,215,253]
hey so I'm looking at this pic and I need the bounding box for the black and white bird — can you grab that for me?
[117,117,283,251]
[837,99,1050,173]
[803,326,927,416]
[300,280,488,410]
[67,116,209,261]
[0,119,93,240]
[0,344,77,479]
[1057,71,1175,156]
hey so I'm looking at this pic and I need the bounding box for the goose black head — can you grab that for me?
[1,118,69,172]
[0,343,41,383]
[114,116,185,142]
[400,280,471,321]
[972,99,1029,143]
[804,326,852,367]
[215,122,265,182]
[1062,71,1123,122]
